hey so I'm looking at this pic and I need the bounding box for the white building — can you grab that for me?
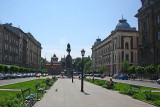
[92,18,139,75]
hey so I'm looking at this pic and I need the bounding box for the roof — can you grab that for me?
[94,38,101,46]
[115,19,131,29]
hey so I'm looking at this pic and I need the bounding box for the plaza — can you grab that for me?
[34,78,156,107]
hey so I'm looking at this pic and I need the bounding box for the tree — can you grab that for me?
[3,65,9,73]
[19,67,24,73]
[0,64,4,73]
[128,65,136,75]
[135,66,145,81]
[157,65,160,74]
[100,65,106,74]
[10,65,15,73]
[14,66,19,73]
[41,69,48,73]
[145,64,156,79]
[121,60,129,73]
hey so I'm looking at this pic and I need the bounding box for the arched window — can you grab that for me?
[125,42,129,49]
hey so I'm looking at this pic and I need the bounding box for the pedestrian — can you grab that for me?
[107,78,114,89]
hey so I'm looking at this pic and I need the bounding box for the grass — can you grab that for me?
[133,92,160,106]
[0,79,47,90]
[0,78,57,107]
[0,91,21,106]
[84,78,160,106]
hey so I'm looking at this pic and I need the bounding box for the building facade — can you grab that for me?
[45,54,62,75]
[92,18,139,75]
[0,23,42,70]
[135,0,160,67]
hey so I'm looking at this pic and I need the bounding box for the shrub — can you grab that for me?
[102,84,107,88]
[132,92,146,100]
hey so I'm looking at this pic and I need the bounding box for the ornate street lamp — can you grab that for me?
[72,59,75,83]
[81,49,85,92]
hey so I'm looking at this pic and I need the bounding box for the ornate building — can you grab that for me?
[0,23,42,70]
[92,18,139,75]
[135,0,160,66]
[45,54,62,75]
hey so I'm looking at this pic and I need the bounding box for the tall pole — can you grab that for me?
[72,69,73,83]
[81,56,84,92]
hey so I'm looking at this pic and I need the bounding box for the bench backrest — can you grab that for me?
[130,85,141,89]
[21,88,30,98]
[35,84,40,89]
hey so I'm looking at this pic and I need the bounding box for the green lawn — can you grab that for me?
[0,79,47,90]
[0,91,21,107]
[0,78,57,107]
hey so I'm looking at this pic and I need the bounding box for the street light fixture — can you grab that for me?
[81,49,85,92]
[72,59,75,83]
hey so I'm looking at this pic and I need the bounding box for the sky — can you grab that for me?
[0,0,141,61]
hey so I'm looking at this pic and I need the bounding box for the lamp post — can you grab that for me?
[81,49,85,92]
[72,59,75,83]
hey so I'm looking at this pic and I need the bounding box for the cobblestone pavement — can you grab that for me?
[34,78,155,107]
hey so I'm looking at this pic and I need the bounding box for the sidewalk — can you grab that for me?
[34,78,155,107]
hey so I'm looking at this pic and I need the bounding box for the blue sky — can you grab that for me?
[0,0,141,61]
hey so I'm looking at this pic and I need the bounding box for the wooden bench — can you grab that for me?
[125,85,141,93]
[35,84,45,94]
[21,88,38,106]
[106,82,116,89]
[46,79,53,86]
[99,80,106,86]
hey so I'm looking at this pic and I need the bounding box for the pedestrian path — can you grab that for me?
[34,78,155,107]
[0,88,21,91]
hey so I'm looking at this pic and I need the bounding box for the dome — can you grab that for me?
[116,19,131,29]
[94,38,101,45]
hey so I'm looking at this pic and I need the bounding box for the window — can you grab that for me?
[125,54,129,61]
[158,32,160,40]
[157,15,160,24]
[125,42,129,49]
[143,21,147,31]
[157,48,160,56]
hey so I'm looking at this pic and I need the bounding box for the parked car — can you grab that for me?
[112,74,119,79]
[94,74,101,77]
[26,73,31,77]
[17,73,22,78]
[157,79,160,84]
[23,73,28,78]
[101,74,106,78]
[0,73,4,80]
[30,73,36,77]
[119,74,128,80]
[42,73,46,77]
[11,73,17,78]
[4,73,11,79]
[36,73,41,77]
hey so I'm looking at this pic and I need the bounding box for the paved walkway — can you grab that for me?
[0,89,21,91]
[34,78,155,107]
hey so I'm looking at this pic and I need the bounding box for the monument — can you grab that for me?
[65,43,72,77]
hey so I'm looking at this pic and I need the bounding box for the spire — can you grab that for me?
[122,14,123,19]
